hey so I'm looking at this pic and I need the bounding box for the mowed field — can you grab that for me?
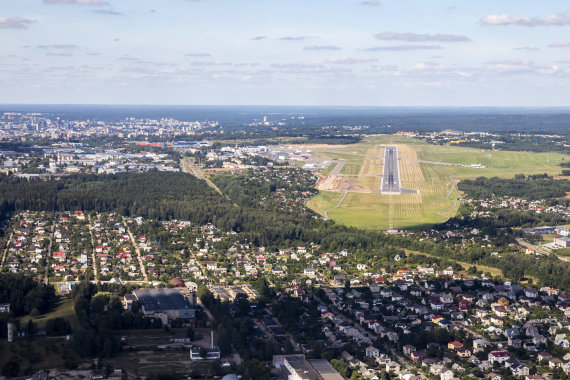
[306,135,566,230]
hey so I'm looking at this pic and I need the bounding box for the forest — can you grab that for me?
[453,134,570,154]
[458,175,570,201]
[0,172,233,223]
[0,274,56,318]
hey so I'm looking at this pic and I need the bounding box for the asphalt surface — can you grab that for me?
[381,146,401,194]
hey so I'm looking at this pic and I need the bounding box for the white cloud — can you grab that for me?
[422,82,445,88]
[361,0,380,6]
[548,41,570,48]
[370,64,398,72]
[270,62,350,74]
[365,45,442,51]
[513,46,539,51]
[303,45,341,51]
[46,52,74,57]
[537,65,561,75]
[44,0,109,5]
[0,17,34,29]
[92,9,124,15]
[36,44,78,49]
[481,9,570,26]
[326,56,377,64]
[280,36,311,41]
[374,31,470,42]
[185,53,212,57]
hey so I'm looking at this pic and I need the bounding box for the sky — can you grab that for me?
[1,0,570,106]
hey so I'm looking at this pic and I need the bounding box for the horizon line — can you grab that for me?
[2,104,570,109]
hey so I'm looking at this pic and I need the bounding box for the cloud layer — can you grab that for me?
[44,0,109,5]
[481,9,570,26]
[365,45,442,51]
[303,45,341,51]
[0,17,34,29]
[548,41,570,48]
[374,31,470,42]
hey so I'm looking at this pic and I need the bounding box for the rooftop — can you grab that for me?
[133,288,192,312]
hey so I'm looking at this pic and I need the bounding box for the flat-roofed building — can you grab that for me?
[273,355,343,380]
[133,288,195,325]
[554,237,570,248]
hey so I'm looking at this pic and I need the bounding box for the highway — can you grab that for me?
[381,146,401,194]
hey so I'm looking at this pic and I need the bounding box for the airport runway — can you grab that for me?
[381,146,401,194]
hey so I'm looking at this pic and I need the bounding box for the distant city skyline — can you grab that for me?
[1,0,570,106]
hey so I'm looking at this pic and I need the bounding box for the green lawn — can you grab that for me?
[340,163,362,175]
[320,162,337,177]
[20,297,79,330]
[306,191,343,216]
[414,143,567,179]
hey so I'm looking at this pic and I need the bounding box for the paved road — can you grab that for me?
[381,146,401,194]
[436,175,460,222]
[87,214,99,281]
[182,158,224,196]
[45,220,55,285]
[319,161,345,190]
[324,191,348,220]
[516,238,569,262]
[0,232,13,269]
[123,220,149,282]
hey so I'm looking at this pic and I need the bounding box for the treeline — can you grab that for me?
[482,254,570,289]
[458,175,570,200]
[0,172,233,223]
[198,286,275,380]
[0,171,401,252]
[448,204,568,229]
[456,135,570,154]
[0,273,56,317]
[70,281,163,358]
[212,173,406,252]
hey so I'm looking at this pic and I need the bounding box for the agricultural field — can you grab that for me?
[304,135,566,230]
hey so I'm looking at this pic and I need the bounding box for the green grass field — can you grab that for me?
[306,191,343,215]
[320,162,338,177]
[325,164,455,230]
[413,143,567,179]
[306,135,565,229]
[340,163,362,175]
[20,297,79,330]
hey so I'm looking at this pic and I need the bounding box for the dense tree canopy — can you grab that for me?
[458,175,570,201]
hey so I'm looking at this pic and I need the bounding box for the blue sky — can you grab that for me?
[1,0,570,106]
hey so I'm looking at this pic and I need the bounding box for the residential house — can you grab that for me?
[366,346,380,358]
[488,350,511,364]
[440,369,454,380]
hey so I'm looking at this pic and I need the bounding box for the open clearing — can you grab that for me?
[20,297,79,330]
[305,135,566,230]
